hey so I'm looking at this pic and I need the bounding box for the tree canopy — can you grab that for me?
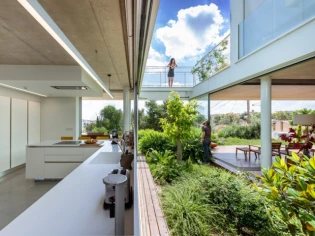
[160,91,198,161]
[99,105,123,132]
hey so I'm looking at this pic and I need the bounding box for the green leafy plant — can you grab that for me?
[161,177,223,236]
[161,165,287,235]
[138,129,155,141]
[181,128,204,162]
[146,149,192,185]
[160,91,198,162]
[91,126,107,134]
[218,122,261,139]
[255,153,315,235]
[138,130,174,154]
[192,38,229,82]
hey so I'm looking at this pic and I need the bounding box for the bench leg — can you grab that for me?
[244,151,247,160]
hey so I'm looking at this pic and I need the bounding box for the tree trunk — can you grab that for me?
[177,136,182,162]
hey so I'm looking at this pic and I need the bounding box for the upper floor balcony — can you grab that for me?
[142,66,195,88]
[239,0,315,58]
[142,34,231,90]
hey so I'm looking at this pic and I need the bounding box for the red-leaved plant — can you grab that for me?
[279,124,315,155]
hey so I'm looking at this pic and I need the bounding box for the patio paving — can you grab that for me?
[212,145,262,175]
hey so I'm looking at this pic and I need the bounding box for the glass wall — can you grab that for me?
[196,94,209,126]
[239,0,315,58]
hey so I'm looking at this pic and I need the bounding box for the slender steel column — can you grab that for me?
[123,87,131,132]
[260,76,272,169]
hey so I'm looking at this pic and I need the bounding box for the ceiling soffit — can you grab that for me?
[38,0,130,91]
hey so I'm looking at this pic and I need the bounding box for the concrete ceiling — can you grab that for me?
[0,0,131,98]
[0,0,76,65]
[211,58,315,100]
[38,0,129,90]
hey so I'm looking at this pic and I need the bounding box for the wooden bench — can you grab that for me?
[249,142,282,160]
[235,147,251,160]
[280,143,304,156]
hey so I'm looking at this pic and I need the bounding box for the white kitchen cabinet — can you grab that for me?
[26,145,100,179]
[26,148,45,179]
[45,163,81,179]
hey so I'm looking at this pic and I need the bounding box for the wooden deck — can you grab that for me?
[137,154,170,236]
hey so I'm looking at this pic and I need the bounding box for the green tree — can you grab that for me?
[84,122,96,132]
[272,111,293,120]
[99,105,123,133]
[160,91,198,162]
[96,116,101,128]
[142,100,168,131]
[195,112,206,127]
[131,108,146,130]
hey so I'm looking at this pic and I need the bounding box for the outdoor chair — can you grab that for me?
[249,142,282,160]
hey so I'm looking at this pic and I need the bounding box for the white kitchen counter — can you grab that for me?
[0,141,132,236]
[27,140,104,147]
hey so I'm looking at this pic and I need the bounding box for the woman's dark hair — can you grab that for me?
[169,58,176,64]
[204,120,210,127]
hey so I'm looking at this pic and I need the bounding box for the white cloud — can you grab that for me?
[146,46,168,67]
[155,3,227,61]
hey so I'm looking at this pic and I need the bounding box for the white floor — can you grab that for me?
[0,168,59,230]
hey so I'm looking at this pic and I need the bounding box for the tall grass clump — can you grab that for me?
[161,165,289,236]
[162,177,223,236]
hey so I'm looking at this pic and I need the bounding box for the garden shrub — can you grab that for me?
[181,128,221,163]
[255,153,315,235]
[161,165,289,236]
[138,129,155,141]
[138,130,174,154]
[162,177,224,236]
[182,128,204,162]
[146,149,193,185]
[218,122,260,139]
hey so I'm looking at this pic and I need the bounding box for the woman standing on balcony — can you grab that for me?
[167,58,177,87]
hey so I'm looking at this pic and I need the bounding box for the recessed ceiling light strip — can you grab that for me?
[0,83,47,97]
[17,0,114,98]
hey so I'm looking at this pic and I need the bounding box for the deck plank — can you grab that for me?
[137,154,170,236]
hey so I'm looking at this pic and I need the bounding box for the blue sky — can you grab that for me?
[146,0,230,67]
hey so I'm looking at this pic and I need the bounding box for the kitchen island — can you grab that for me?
[26,140,106,179]
[0,141,133,236]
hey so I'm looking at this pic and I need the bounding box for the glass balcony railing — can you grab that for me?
[142,66,195,87]
[239,0,315,58]
[191,34,230,86]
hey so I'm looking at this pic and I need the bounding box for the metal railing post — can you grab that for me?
[160,72,161,87]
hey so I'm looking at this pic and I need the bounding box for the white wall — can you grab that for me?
[41,97,80,141]
[0,87,42,172]
[0,97,10,172]
[28,101,41,144]
[11,98,27,168]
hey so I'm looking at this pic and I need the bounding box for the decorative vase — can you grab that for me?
[120,153,134,170]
